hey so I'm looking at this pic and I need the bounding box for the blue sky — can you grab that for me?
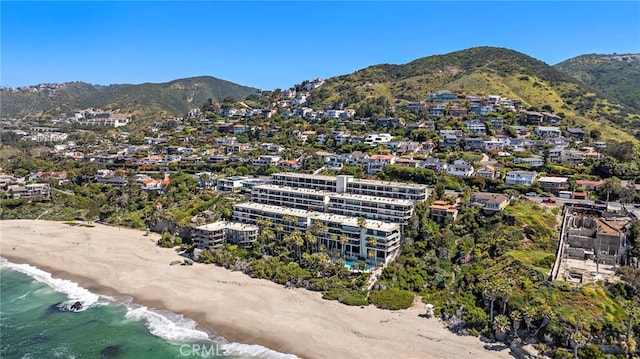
[2,1,639,90]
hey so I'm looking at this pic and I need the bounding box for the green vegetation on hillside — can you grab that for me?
[0,76,259,120]
[310,47,640,143]
[554,54,640,112]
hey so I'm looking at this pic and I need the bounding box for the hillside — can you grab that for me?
[309,47,640,143]
[554,53,640,112]
[0,76,259,119]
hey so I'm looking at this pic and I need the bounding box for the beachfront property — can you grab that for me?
[6,183,51,200]
[192,221,259,249]
[232,202,401,265]
[269,173,429,202]
[251,184,414,224]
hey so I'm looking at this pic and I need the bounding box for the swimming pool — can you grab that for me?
[344,261,371,272]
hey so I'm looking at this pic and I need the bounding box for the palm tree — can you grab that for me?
[522,306,536,334]
[493,314,511,342]
[357,216,367,230]
[330,233,338,255]
[621,336,637,359]
[367,249,376,265]
[282,214,297,230]
[367,236,378,265]
[304,231,317,254]
[510,310,522,338]
[310,219,327,253]
[499,283,510,315]
[483,281,500,330]
[256,218,275,255]
[569,331,587,359]
[340,233,349,259]
[622,303,639,358]
[291,230,304,262]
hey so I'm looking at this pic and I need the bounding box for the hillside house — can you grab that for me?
[365,154,396,174]
[521,111,544,125]
[429,90,458,102]
[538,176,569,194]
[535,126,562,138]
[429,105,446,117]
[470,105,493,116]
[475,165,498,180]
[464,119,487,135]
[448,107,468,118]
[462,137,485,151]
[543,112,562,125]
[446,160,475,177]
[567,128,586,140]
[470,192,509,213]
[430,200,458,223]
[505,171,537,186]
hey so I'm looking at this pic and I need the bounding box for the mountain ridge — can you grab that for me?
[0,76,259,119]
[307,46,640,143]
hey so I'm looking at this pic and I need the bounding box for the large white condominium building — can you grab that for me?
[251,184,414,224]
[269,173,429,202]
[232,202,401,265]
[192,221,259,249]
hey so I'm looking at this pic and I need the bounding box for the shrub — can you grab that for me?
[369,288,414,310]
[534,254,556,269]
[323,289,369,306]
[157,232,174,248]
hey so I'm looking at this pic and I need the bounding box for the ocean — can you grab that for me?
[0,258,297,359]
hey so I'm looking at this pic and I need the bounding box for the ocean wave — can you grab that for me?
[124,305,211,342]
[0,257,110,311]
[221,342,299,359]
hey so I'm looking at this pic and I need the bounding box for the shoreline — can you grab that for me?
[1,256,293,357]
[0,219,513,359]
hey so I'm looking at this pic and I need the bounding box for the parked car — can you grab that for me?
[543,198,556,203]
[525,192,537,197]
[594,199,606,205]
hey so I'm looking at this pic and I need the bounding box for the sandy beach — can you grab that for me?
[0,219,513,359]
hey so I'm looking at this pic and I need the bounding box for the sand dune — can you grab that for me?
[0,220,513,359]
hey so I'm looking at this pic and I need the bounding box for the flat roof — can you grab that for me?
[538,176,568,183]
[350,178,429,190]
[255,184,413,206]
[253,184,332,196]
[271,172,337,181]
[330,192,413,206]
[224,222,259,231]
[271,172,429,191]
[196,222,227,231]
[233,202,399,232]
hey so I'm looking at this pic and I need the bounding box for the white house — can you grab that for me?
[364,133,393,146]
[534,126,562,138]
[365,154,396,174]
[252,155,282,167]
[216,176,248,193]
[504,171,537,186]
[446,159,475,177]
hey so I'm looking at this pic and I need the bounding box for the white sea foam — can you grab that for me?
[0,257,108,311]
[221,342,299,359]
[1,258,299,358]
[125,305,210,342]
